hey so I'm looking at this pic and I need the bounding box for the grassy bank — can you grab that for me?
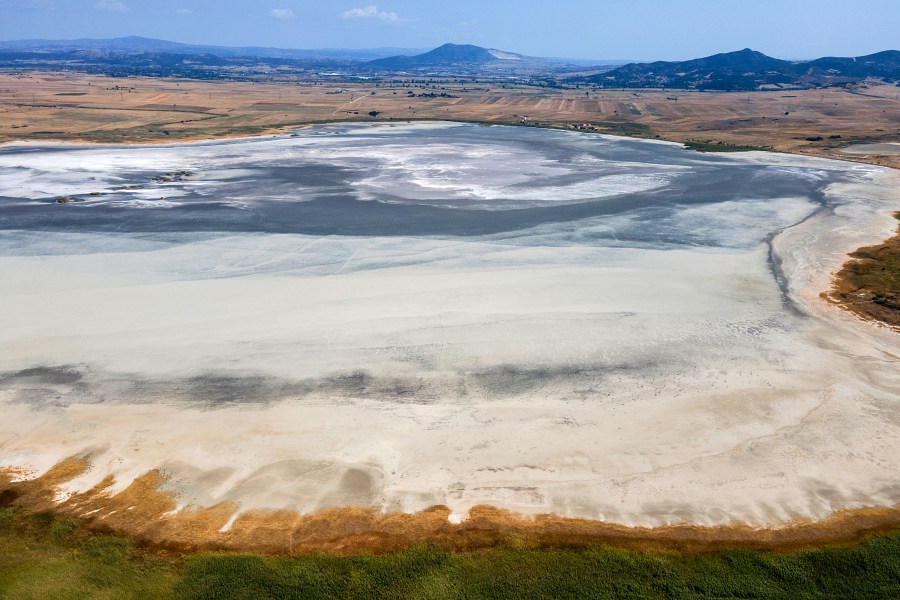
[684,140,772,153]
[2,506,899,599]
[827,212,900,329]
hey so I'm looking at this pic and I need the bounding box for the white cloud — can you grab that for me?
[175,8,191,15]
[94,0,126,11]
[341,5,399,22]
[270,8,295,20]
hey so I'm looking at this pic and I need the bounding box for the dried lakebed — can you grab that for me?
[0,122,898,544]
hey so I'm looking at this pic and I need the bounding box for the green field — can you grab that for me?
[1,506,899,599]
[684,140,772,153]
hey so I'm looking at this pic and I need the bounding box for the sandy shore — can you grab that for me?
[0,124,898,550]
[4,456,900,554]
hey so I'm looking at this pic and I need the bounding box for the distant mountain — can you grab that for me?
[0,37,578,78]
[800,50,900,81]
[570,48,900,90]
[0,36,428,62]
[1,37,897,87]
[365,43,560,74]
[368,44,503,69]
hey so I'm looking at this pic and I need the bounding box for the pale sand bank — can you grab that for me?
[841,143,900,155]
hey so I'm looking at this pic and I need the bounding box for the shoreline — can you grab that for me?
[823,209,900,331]
[1,121,898,556]
[2,114,897,169]
[3,458,900,555]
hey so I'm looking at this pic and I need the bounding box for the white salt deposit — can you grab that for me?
[0,123,897,527]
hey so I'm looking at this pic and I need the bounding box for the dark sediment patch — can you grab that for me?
[0,365,86,386]
[0,354,694,408]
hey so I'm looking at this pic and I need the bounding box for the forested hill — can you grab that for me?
[569,48,900,90]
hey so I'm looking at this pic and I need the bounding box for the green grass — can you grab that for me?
[846,213,900,274]
[0,507,179,599]
[684,140,772,153]
[2,506,899,599]
[596,121,654,137]
[176,541,900,600]
[836,212,900,322]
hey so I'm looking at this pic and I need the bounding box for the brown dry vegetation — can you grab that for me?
[2,458,900,556]
[825,212,900,329]
[1,72,899,168]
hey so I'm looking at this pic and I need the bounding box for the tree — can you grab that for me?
[368,111,380,118]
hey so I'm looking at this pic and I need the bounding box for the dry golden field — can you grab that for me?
[1,72,898,168]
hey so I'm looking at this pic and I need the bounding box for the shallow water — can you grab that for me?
[0,122,897,527]
[0,122,830,240]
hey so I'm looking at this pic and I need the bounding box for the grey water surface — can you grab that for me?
[0,123,841,246]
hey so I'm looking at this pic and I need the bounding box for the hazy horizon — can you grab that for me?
[1,0,899,62]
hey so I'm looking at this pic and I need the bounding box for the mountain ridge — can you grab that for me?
[0,37,897,88]
[368,43,521,69]
[0,36,429,62]
[570,48,900,90]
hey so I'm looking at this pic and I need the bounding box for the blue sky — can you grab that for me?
[1,0,898,60]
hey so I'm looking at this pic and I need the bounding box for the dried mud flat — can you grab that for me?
[1,120,899,553]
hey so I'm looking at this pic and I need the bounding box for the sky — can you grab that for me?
[1,0,898,60]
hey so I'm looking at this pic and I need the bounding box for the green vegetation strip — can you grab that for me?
[2,507,899,599]
[684,141,772,153]
[835,212,900,325]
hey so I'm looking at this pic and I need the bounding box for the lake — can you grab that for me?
[1,122,898,528]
